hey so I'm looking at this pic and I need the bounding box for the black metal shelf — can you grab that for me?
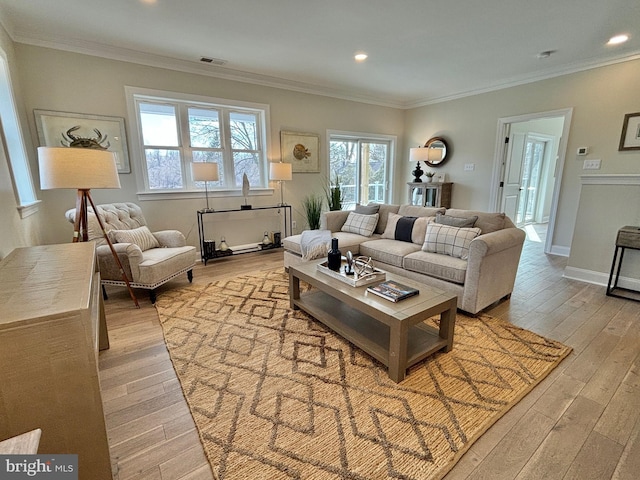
[197,205,292,265]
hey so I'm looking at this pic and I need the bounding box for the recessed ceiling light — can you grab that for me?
[354,53,368,62]
[607,34,629,45]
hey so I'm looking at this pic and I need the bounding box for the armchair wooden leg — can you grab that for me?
[150,290,157,304]
[102,285,108,300]
[187,270,193,283]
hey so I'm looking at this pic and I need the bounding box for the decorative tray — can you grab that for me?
[316,260,386,287]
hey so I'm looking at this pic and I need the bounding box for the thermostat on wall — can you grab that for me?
[577,147,589,156]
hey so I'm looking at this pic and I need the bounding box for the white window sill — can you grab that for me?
[136,188,274,202]
[17,200,41,218]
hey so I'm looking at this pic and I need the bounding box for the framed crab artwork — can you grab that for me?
[34,109,130,173]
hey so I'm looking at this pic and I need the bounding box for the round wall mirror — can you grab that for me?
[424,137,449,167]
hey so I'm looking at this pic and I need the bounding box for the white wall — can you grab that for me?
[0,23,41,258]
[405,59,640,256]
[14,44,404,247]
[4,39,640,284]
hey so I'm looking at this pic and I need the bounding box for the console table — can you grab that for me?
[0,243,112,479]
[408,182,453,208]
[197,205,292,264]
[607,225,640,302]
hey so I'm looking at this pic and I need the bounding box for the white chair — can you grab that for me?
[65,202,196,303]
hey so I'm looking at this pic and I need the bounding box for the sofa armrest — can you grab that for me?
[462,227,526,314]
[320,210,351,232]
[153,230,186,248]
[96,243,143,282]
[468,227,526,257]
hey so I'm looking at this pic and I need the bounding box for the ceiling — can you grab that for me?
[0,0,638,108]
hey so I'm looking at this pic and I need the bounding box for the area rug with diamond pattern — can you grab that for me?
[155,269,571,480]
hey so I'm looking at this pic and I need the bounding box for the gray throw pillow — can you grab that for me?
[355,203,380,215]
[436,213,478,228]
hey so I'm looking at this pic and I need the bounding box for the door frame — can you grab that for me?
[489,108,573,255]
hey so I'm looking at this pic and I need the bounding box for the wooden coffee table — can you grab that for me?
[289,261,457,382]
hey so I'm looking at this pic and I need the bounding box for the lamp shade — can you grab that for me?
[38,146,120,190]
[269,162,292,181]
[409,147,429,163]
[191,162,219,182]
[428,147,444,162]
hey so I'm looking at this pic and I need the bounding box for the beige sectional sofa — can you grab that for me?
[283,204,526,314]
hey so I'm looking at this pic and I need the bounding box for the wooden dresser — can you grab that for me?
[0,243,112,479]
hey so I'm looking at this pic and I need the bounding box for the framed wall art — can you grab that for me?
[34,109,131,173]
[618,112,640,151]
[280,131,320,173]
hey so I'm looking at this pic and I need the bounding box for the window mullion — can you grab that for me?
[220,109,234,189]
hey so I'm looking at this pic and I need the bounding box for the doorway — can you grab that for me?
[490,108,573,255]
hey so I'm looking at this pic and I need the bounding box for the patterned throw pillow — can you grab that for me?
[340,212,379,237]
[111,226,160,251]
[422,223,481,259]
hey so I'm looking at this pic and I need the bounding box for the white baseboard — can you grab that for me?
[549,244,570,257]
[563,266,640,290]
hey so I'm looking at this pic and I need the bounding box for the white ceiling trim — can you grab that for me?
[8,28,640,111]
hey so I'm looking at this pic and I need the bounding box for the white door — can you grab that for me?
[500,133,526,221]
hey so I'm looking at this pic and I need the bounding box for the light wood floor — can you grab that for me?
[100,229,640,480]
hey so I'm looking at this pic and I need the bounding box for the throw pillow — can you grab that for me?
[111,226,160,251]
[355,203,380,215]
[422,223,481,259]
[382,212,435,244]
[341,212,379,237]
[435,213,479,228]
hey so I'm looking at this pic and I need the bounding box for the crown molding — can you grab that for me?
[404,51,640,109]
[11,30,407,109]
[8,27,640,111]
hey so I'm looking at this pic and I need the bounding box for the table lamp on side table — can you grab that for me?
[409,147,429,182]
[270,161,292,206]
[192,162,219,212]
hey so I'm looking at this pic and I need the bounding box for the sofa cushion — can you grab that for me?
[355,203,380,215]
[341,212,379,237]
[382,212,434,244]
[360,239,421,268]
[397,205,445,218]
[422,223,481,260]
[111,226,160,251]
[445,209,506,234]
[403,250,468,284]
[368,204,400,234]
[436,213,478,228]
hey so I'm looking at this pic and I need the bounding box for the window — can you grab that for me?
[127,87,269,195]
[0,52,38,216]
[328,131,395,209]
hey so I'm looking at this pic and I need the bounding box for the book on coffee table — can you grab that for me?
[367,281,419,302]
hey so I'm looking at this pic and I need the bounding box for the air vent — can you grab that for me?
[200,57,227,66]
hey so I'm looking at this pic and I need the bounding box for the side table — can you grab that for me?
[606,225,640,302]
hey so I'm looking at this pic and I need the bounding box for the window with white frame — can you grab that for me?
[0,52,38,216]
[127,87,269,194]
[328,131,395,209]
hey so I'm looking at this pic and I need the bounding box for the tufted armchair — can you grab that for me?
[65,202,196,303]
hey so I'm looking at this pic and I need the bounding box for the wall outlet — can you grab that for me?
[583,159,601,170]
[292,220,297,231]
[464,163,475,171]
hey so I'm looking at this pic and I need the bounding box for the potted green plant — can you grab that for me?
[302,194,323,230]
[325,175,343,211]
[425,171,436,183]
